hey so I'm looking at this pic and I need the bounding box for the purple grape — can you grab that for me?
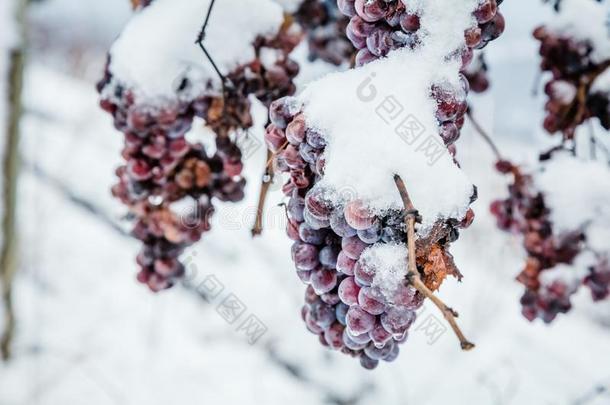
[311,267,338,294]
[343,328,368,350]
[364,339,394,360]
[336,302,349,325]
[383,343,400,362]
[380,306,416,335]
[345,327,372,344]
[346,305,376,335]
[338,277,361,306]
[359,354,379,370]
[321,291,341,305]
[354,260,375,287]
[297,270,312,284]
[324,322,345,350]
[287,194,305,222]
[357,220,382,244]
[319,245,339,268]
[358,287,386,315]
[342,236,369,260]
[305,311,324,334]
[310,300,336,328]
[286,114,306,144]
[306,129,327,149]
[304,207,330,230]
[305,188,332,220]
[299,223,327,245]
[344,200,376,231]
[369,320,393,347]
[292,242,320,271]
[337,251,356,275]
[330,209,358,238]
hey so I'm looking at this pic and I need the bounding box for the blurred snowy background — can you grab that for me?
[0,0,610,404]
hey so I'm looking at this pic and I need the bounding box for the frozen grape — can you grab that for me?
[346,306,376,335]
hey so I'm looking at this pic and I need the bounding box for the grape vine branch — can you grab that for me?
[393,174,475,351]
[195,0,231,92]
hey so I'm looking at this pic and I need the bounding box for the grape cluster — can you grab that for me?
[338,0,505,67]
[533,25,610,138]
[266,97,475,368]
[490,160,610,322]
[294,0,355,66]
[98,23,300,291]
[260,0,507,368]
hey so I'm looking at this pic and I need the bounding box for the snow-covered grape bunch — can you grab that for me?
[491,156,610,323]
[265,0,506,368]
[267,100,475,368]
[339,0,505,67]
[533,0,610,138]
[97,0,300,291]
[294,0,355,65]
[488,0,610,323]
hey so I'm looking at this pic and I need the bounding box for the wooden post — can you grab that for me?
[1,0,26,361]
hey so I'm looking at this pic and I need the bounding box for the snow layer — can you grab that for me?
[298,0,478,229]
[546,0,610,63]
[535,154,610,254]
[108,0,285,102]
[365,243,409,301]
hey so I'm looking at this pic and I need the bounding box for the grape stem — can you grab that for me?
[195,0,232,93]
[251,141,288,237]
[251,149,275,237]
[393,174,475,351]
[466,107,503,162]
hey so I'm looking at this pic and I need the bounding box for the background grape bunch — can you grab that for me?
[294,0,355,66]
[533,25,610,138]
[490,0,610,323]
[97,9,301,291]
[491,158,610,322]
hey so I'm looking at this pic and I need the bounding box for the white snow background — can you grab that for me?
[1,1,610,404]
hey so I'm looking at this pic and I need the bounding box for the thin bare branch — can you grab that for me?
[1,0,27,361]
[466,107,503,162]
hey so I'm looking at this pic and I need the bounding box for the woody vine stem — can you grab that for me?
[1,0,27,361]
[393,174,475,351]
